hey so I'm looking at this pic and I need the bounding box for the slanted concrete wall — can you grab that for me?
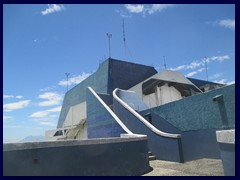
[4,137,149,176]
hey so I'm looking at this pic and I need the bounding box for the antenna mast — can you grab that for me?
[106,33,112,58]
[204,56,208,81]
[65,73,70,92]
[163,56,167,70]
[122,19,127,58]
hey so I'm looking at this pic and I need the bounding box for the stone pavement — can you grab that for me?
[143,158,224,176]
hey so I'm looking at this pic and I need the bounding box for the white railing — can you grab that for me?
[113,88,181,139]
[88,87,134,135]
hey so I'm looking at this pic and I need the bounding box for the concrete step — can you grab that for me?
[148,151,153,156]
[148,151,156,161]
[149,155,157,161]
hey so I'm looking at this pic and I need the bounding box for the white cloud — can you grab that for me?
[218,19,235,30]
[147,4,175,14]
[38,92,63,107]
[214,79,227,84]
[3,95,14,99]
[171,61,204,71]
[3,116,13,122]
[170,55,230,71]
[39,122,57,126]
[16,96,23,99]
[210,55,230,62]
[29,106,62,118]
[3,95,23,99]
[185,68,205,77]
[125,4,144,13]
[47,106,62,112]
[40,86,56,92]
[4,100,31,112]
[58,72,91,87]
[115,9,132,18]
[4,125,43,129]
[227,81,235,85]
[41,4,65,15]
[207,19,235,30]
[209,73,224,80]
[124,4,175,15]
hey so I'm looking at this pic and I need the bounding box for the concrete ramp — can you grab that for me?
[113,88,184,163]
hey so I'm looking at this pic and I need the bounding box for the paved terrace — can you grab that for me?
[143,158,224,176]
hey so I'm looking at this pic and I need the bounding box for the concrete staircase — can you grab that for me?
[148,151,156,161]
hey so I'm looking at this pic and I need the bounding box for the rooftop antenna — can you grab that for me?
[65,73,70,92]
[122,19,127,58]
[106,33,112,58]
[204,56,209,81]
[163,56,167,70]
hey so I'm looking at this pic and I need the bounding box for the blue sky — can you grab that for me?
[3,4,235,143]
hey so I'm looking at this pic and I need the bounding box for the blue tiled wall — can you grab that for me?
[57,58,157,128]
[149,84,235,131]
[86,88,125,138]
[108,60,157,93]
[57,60,110,128]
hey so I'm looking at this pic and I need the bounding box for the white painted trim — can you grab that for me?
[113,88,181,139]
[87,87,134,135]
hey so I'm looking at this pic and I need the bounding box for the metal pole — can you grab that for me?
[65,73,70,91]
[204,57,208,81]
[106,33,112,58]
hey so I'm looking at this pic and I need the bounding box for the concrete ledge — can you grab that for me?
[4,137,149,176]
[4,136,147,152]
[216,129,235,176]
[216,129,235,144]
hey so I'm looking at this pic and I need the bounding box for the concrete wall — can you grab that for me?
[181,130,221,161]
[139,111,181,134]
[143,84,182,108]
[149,84,235,131]
[63,102,86,128]
[113,91,183,162]
[216,129,235,176]
[3,137,150,176]
[139,110,221,161]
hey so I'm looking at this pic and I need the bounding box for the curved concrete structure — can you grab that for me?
[113,89,181,139]
[113,88,184,162]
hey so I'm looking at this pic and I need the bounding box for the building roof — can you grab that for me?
[187,78,225,89]
[141,70,202,96]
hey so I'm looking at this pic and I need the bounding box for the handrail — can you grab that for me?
[113,88,181,139]
[87,87,134,135]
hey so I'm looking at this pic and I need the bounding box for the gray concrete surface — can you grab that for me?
[216,129,235,176]
[143,158,224,176]
[4,137,149,176]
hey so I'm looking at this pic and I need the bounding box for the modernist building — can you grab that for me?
[4,58,234,176]
[45,58,235,163]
